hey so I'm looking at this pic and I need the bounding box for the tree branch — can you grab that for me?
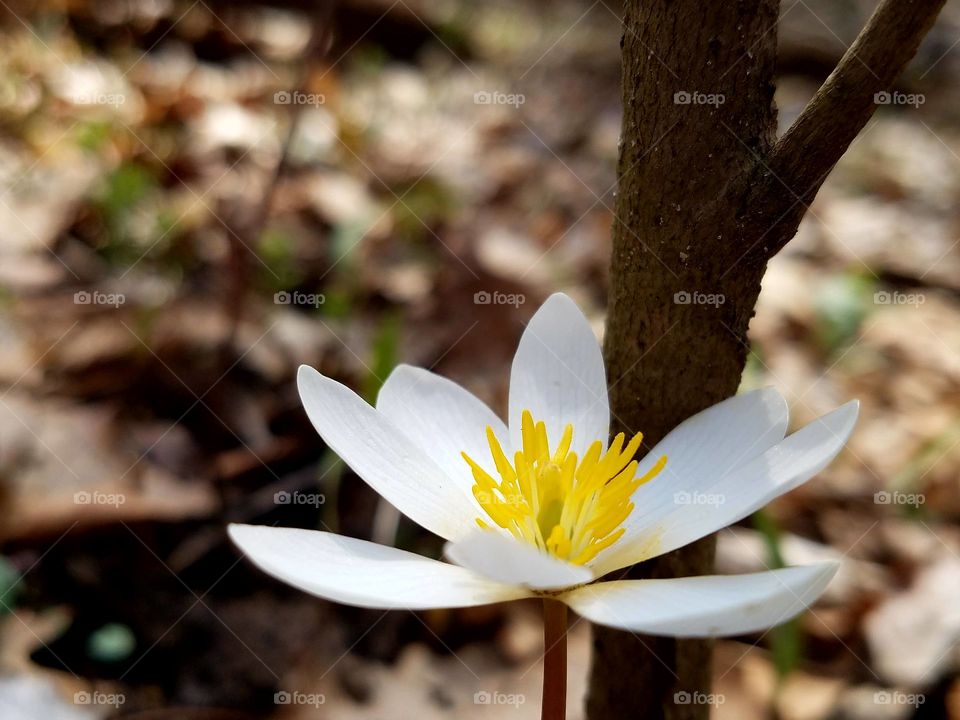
[768,0,945,191]
[717,0,947,270]
[767,0,945,213]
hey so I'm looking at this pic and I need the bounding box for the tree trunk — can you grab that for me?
[590,0,945,717]
[590,4,777,718]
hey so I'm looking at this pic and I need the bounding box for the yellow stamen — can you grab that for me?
[463,410,667,566]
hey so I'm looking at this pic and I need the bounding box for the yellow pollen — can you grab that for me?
[462,410,667,565]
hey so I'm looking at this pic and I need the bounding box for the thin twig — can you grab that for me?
[223,0,339,349]
[760,0,946,249]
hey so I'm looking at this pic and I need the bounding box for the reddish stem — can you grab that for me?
[542,598,568,720]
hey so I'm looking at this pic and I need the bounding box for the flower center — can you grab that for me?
[461,410,667,565]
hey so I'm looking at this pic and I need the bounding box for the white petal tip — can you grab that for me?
[544,291,575,305]
[818,399,860,440]
[536,292,586,322]
[382,362,417,378]
[758,561,841,614]
[296,363,320,384]
[803,560,841,587]
[837,398,860,417]
[227,523,266,550]
[755,385,789,409]
[296,365,325,398]
[844,398,861,417]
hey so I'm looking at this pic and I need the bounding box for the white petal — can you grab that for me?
[509,293,608,457]
[588,388,788,574]
[229,525,531,609]
[640,387,791,487]
[560,563,838,637]
[298,365,478,541]
[593,401,858,576]
[376,364,509,507]
[446,531,593,590]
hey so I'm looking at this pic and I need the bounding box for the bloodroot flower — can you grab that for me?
[229,293,857,718]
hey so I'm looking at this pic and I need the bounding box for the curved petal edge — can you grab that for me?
[559,562,839,637]
[229,524,531,609]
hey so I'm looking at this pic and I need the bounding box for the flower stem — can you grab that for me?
[542,598,567,720]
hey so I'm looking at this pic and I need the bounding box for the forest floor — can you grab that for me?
[1,0,960,718]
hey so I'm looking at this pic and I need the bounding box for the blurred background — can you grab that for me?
[0,0,959,718]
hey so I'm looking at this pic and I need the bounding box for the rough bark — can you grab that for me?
[588,4,779,718]
[589,0,946,718]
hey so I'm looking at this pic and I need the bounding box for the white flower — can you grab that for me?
[229,293,858,637]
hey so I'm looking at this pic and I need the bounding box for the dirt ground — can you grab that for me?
[1,0,960,718]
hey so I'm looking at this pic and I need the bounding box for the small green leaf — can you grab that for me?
[0,556,20,614]
[813,272,874,353]
[87,623,136,663]
[362,312,401,403]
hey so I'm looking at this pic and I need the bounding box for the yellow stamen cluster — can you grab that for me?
[462,410,667,566]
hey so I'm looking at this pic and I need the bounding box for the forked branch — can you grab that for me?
[739,0,946,263]
[771,0,945,191]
